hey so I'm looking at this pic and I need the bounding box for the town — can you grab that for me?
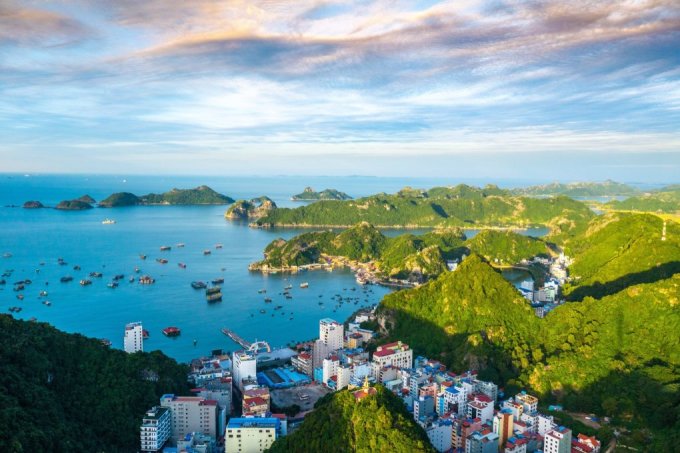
[132,304,601,453]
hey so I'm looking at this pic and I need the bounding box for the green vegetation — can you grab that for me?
[606,187,680,213]
[76,194,96,204]
[292,187,353,201]
[22,201,44,209]
[562,213,680,300]
[268,385,435,453]
[100,186,234,207]
[225,197,277,220]
[514,180,639,197]
[0,315,190,452]
[254,184,595,233]
[55,199,93,210]
[465,230,551,265]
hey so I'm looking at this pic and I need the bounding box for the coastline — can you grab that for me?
[249,222,549,232]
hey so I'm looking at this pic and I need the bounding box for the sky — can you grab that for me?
[1,0,679,182]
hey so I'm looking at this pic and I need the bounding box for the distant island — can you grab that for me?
[99,185,234,207]
[225,196,277,220]
[22,201,44,209]
[605,185,680,214]
[76,194,96,204]
[513,180,639,197]
[55,199,94,210]
[291,187,352,201]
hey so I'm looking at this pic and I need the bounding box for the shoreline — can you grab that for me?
[249,222,549,232]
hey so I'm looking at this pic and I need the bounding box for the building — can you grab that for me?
[225,417,281,453]
[322,355,339,386]
[466,394,494,424]
[572,434,601,453]
[515,392,538,414]
[427,419,453,452]
[320,318,344,351]
[337,364,352,390]
[504,435,528,453]
[233,350,257,392]
[291,351,313,376]
[242,387,271,416]
[140,406,171,452]
[176,431,216,453]
[544,426,572,453]
[372,341,413,381]
[466,429,500,453]
[160,394,219,442]
[494,409,514,449]
[414,395,435,421]
[124,321,143,353]
[537,414,556,436]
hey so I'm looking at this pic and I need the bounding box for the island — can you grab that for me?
[76,194,96,204]
[224,196,277,220]
[604,185,680,214]
[291,187,352,201]
[99,185,234,207]
[22,201,44,209]
[513,180,639,197]
[55,199,94,210]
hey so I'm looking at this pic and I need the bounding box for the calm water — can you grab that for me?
[0,174,546,362]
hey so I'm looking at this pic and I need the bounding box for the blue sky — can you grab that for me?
[1,0,679,182]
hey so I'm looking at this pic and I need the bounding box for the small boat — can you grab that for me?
[142,329,150,339]
[139,275,155,284]
[264,297,273,303]
[284,284,292,290]
[162,326,181,337]
[24,279,32,285]
[178,263,187,269]
[43,300,51,306]
[193,339,197,346]
[129,276,135,283]
[206,292,222,302]
[215,243,223,249]
[80,279,92,286]
[102,218,116,224]
[258,289,266,294]
[134,267,140,273]
[160,245,171,251]
[300,282,309,288]
[206,286,221,295]
[16,294,24,300]
[176,243,185,248]
[89,272,103,278]
[203,250,211,255]
[13,284,24,291]
[260,309,266,314]
[2,253,11,258]
[60,276,73,283]
[285,295,293,300]
[0,279,5,285]
[156,258,168,264]
[274,305,282,310]
[8,306,22,313]
[191,281,207,289]
[139,254,147,260]
[39,290,48,297]
[212,277,224,285]
[107,282,118,288]
[73,265,81,271]
[113,274,125,280]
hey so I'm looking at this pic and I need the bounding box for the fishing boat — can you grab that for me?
[43,300,51,306]
[89,272,103,278]
[178,263,187,269]
[258,289,266,294]
[300,282,309,288]
[16,294,24,300]
[160,245,171,251]
[284,284,292,290]
[113,274,125,280]
[60,276,73,283]
[211,277,224,284]
[191,281,207,289]
[2,253,11,258]
[139,254,147,260]
[73,265,81,271]
[162,326,181,337]
[176,243,185,248]
[206,286,221,295]
[102,218,116,224]
[107,282,118,288]
[139,275,155,284]
[80,279,92,286]
[206,292,222,302]
[156,258,168,264]
[203,250,211,255]
[215,243,223,249]
[39,290,48,297]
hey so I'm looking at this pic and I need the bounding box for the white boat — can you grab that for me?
[300,282,309,288]
[102,219,116,225]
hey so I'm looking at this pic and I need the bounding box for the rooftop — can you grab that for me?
[227,417,280,429]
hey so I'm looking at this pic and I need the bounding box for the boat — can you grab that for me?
[73,265,81,271]
[39,290,48,297]
[0,279,5,285]
[139,275,155,284]
[60,276,73,283]
[156,258,168,264]
[102,218,116,224]
[160,245,171,251]
[16,294,24,300]
[206,292,222,302]
[162,326,181,337]
[264,297,273,303]
[203,250,211,255]
[300,282,309,288]
[142,329,150,339]
[191,281,207,289]
[139,254,147,260]
[113,274,125,280]
[24,279,32,285]
[178,263,187,269]
[258,289,266,294]
[107,282,118,288]
[89,272,103,278]
[134,267,140,273]
[80,279,92,286]
[129,276,135,283]
[176,243,185,248]
[260,309,266,314]
[211,277,224,284]
[13,284,24,291]
[2,253,11,258]
[215,243,223,249]
[285,295,293,300]
[206,286,221,295]
[284,284,292,290]
[274,305,282,310]
[42,300,51,306]
[8,306,22,313]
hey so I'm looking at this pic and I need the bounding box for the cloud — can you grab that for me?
[0,2,94,47]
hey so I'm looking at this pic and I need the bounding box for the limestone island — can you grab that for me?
[291,187,352,201]
[76,194,96,204]
[99,185,234,207]
[225,197,277,220]
[23,201,44,209]
[55,200,94,210]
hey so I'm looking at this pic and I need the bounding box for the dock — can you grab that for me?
[221,327,251,349]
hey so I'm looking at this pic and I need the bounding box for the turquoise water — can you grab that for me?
[0,174,546,362]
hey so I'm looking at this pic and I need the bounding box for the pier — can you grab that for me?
[221,327,271,353]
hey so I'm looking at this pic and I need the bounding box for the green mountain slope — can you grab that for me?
[291,187,353,201]
[268,385,435,453]
[253,185,594,232]
[0,315,189,452]
[515,180,639,197]
[465,230,551,265]
[100,186,234,207]
[606,187,680,213]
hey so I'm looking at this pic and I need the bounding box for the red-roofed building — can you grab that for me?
[372,340,413,382]
[160,394,218,442]
[572,433,601,453]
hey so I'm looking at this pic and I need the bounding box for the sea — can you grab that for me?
[0,174,547,362]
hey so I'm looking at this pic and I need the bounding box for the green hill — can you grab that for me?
[465,230,551,265]
[291,187,353,201]
[515,180,639,197]
[563,213,680,300]
[225,197,276,220]
[55,199,93,210]
[268,385,435,453]
[100,186,234,207]
[606,187,680,213]
[0,315,189,452]
[253,184,594,232]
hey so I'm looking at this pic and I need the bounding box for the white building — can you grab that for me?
[371,341,413,380]
[320,318,344,350]
[337,364,352,390]
[322,355,339,386]
[466,394,494,424]
[544,426,572,453]
[124,321,143,353]
[225,417,281,453]
[427,419,453,452]
[232,350,257,392]
[537,414,556,436]
[160,394,218,442]
[140,406,171,452]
